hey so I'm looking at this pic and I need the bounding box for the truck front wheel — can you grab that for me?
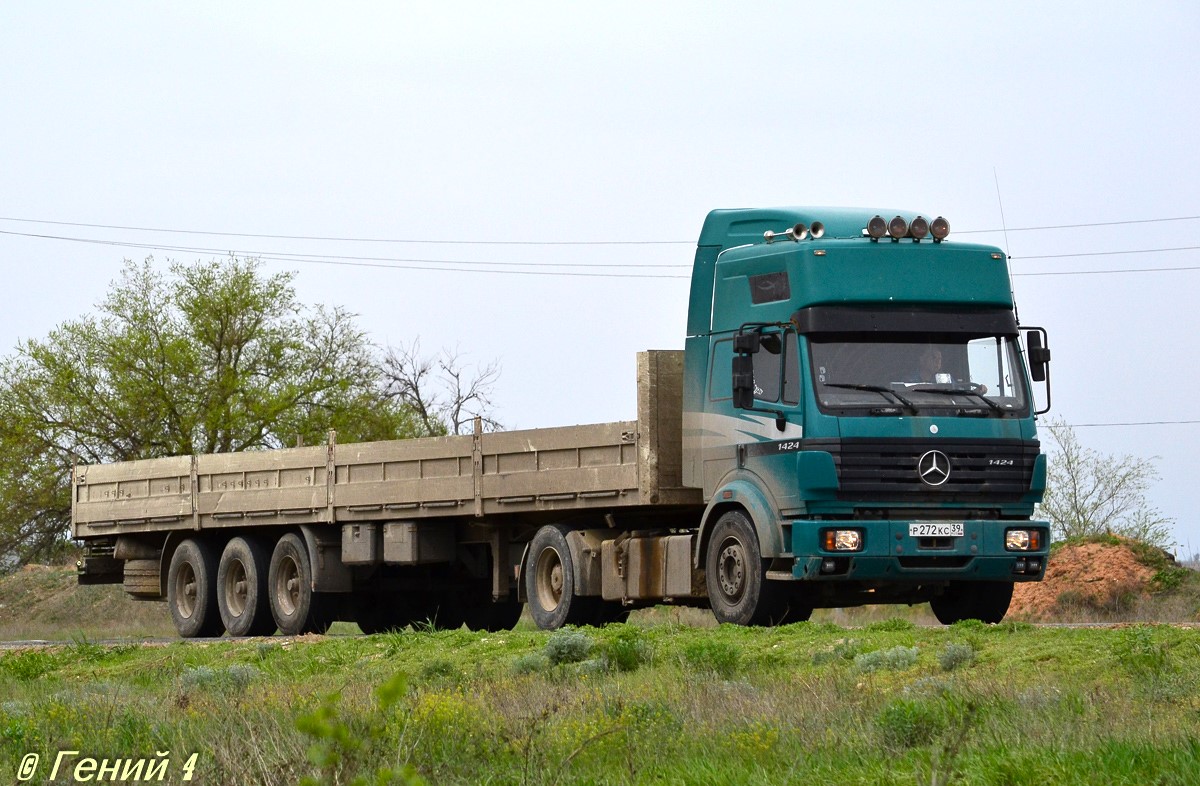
[217,537,275,637]
[167,539,223,638]
[930,581,1013,624]
[268,533,332,635]
[705,510,781,626]
[525,525,595,630]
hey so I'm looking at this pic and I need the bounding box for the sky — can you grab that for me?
[2,3,1198,552]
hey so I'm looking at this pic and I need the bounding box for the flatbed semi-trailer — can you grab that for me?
[73,206,1053,637]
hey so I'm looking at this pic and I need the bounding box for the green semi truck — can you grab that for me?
[74,206,1052,637]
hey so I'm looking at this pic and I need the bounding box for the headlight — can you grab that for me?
[823,529,864,551]
[1005,529,1042,551]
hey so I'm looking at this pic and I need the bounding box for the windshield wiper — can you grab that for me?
[910,385,1005,413]
[824,383,919,414]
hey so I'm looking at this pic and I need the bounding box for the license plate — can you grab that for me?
[909,522,964,538]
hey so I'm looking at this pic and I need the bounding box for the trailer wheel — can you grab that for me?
[268,533,332,635]
[217,537,276,637]
[705,510,780,626]
[930,581,1013,625]
[167,539,223,638]
[525,525,595,630]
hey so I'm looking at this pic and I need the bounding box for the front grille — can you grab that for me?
[819,438,1039,503]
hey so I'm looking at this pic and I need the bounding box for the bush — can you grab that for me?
[854,646,919,674]
[512,652,550,675]
[603,626,651,672]
[937,643,975,672]
[682,639,741,678]
[544,629,594,665]
[875,698,947,749]
[811,638,862,665]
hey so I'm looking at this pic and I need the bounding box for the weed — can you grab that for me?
[180,663,260,693]
[602,626,651,672]
[681,639,740,678]
[0,650,60,681]
[865,617,916,632]
[544,628,594,665]
[418,658,461,685]
[295,672,424,786]
[854,645,919,674]
[876,697,947,749]
[512,652,550,675]
[811,637,862,665]
[937,643,975,672]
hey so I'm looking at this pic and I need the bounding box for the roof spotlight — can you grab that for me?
[888,215,908,239]
[788,223,808,240]
[810,221,825,239]
[930,216,950,241]
[866,215,887,239]
[910,215,929,240]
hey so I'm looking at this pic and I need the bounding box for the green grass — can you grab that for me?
[3,621,1199,784]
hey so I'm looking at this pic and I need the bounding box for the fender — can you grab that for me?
[300,524,353,593]
[693,473,785,568]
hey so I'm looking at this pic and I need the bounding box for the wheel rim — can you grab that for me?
[534,547,565,612]
[275,555,301,617]
[716,537,747,603]
[223,559,249,617]
[174,562,198,620]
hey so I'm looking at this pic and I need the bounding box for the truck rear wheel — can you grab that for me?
[705,510,781,626]
[217,537,275,637]
[268,533,332,635]
[930,581,1013,624]
[167,539,223,638]
[525,525,596,630]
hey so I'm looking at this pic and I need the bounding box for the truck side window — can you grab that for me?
[752,333,782,402]
[708,339,733,401]
[782,331,799,404]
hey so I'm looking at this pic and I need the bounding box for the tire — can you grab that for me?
[705,510,781,626]
[217,537,276,637]
[123,559,162,598]
[524,525,597,630]
[167,539,223,638]
[356,594,415,634]
[268,533,332,635]
[463,596,525,632]
[930,581,1014,625]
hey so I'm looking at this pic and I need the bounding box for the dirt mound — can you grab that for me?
[1009,540,1157,620]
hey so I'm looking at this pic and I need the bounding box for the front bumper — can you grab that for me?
[790,519,1049,582]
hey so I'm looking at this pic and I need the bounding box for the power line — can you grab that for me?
[3,225,1199,280]
[0,216,691,246]
[1013,245,1200,260]
[0,229,691,279]
[1069,420,1200,428]
[956,215,1200,235]
[1,212,1197,246]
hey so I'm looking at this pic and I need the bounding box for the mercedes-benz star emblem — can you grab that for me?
[918,450,951,486]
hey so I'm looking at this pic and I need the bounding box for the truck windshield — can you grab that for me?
[809,335,1030,416]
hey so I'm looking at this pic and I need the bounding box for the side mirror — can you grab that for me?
[733,332,761,355]
[732,355,755,409]
[1025,330,1051,382]
[1022,327,1052,414]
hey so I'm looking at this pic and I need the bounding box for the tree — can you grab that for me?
[0,257,422,562]
[1037,418,1175,549]
[381,339,502,436]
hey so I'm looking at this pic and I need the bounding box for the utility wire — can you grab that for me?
[1,213,1198,245]
[3,227,1200,279]
[1069,420,1200,428]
